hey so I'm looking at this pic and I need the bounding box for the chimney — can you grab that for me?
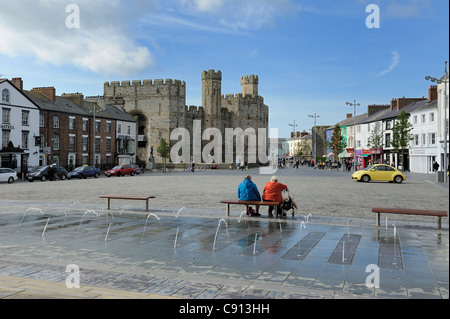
[367,104,390,117]
[428,85,437,102]
[346,113,352,119]
[391,97,426,110]
[31,87,56,102]
[11,78,23,91]
[62,92,84,106]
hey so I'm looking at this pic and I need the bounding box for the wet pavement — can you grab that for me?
[0,200,448,299]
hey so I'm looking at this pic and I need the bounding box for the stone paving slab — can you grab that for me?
[0,200,448,300]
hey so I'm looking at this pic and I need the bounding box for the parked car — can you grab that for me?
[27,165,68,182]
[352,164,406,183]
[131,164,141,174]
[68,165,101,179]
[105,164,137,177]
[0,168,18,184]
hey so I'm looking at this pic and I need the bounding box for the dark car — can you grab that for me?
[27,165,68,182]
[105,164,137,177]
[68,166,101,180]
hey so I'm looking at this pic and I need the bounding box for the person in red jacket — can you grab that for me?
[262,176,288,218]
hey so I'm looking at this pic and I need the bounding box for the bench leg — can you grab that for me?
[107,198,111,210]
[146,200,149,212]
[226,204,230,217]
[376,213,380,227]
[438,217,442,230]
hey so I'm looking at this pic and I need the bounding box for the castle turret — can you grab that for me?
[202,69,222,129]
[241,75,258,96]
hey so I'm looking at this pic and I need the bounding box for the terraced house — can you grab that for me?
[2,78,137,171]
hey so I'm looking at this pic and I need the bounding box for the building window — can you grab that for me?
[386,120,391,130]
[421,114,426,124]
[106,122,111,133]
[22,131,29,149]
[95,120,100,133]
[82,155,88,165]
[53,134,60,150]
[421,134,426,146]
[385,133,391,148]
[118,123,122,134]
[2,89,10,103]
[2,108,10,124]
[82,119,88,131]
[2,130,10,147]
[429,133,436,145]
[413,115,418,124]
[69,117,75,130]
[82,136,88,152]
[40,114,45,128]
[69,135,75,151]
[429,112,435,123]
[53,115,60,129]
[95,137,100,152]
[22,111,29,126]
[414,134,419,146]
[106,138,111,152]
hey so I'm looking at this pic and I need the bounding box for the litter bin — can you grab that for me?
[436,171,444,183]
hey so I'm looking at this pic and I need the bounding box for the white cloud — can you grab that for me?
[175,0,298,31]
[0,0,155,76]
[377,51,400,77]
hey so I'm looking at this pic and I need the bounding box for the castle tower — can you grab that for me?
[241,75,258,96]
[202,69,222,129]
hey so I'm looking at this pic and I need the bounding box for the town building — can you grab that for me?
[0,78,40,175]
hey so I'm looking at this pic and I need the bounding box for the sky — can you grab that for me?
[0,0,448,138]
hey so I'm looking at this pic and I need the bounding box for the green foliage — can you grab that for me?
[157,138,170,158]
[330,124,346,156]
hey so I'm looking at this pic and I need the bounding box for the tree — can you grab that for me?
[391,111,413,171]
[367,122,383,163]
[329,124,346,160]
[157,138,171,173]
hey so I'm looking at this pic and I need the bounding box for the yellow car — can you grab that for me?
[351,164,406,183]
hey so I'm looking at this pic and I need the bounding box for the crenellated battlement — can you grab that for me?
[240,74,259,85]
[222,93,264,103]
[201,69,222,80]
[104,79,186,88]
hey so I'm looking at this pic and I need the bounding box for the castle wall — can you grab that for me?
[104,71,269,165]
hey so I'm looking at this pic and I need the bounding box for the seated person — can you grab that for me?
[262,176,288,218]
[237,175,261,216]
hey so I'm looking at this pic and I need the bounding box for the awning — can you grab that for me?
[360,154,371,157]
[338,152,354,158]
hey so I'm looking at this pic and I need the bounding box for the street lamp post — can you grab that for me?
[308,113,320,164]
[346,100,360,171]
[426,61,449,183]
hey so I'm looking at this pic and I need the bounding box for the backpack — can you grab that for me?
[247,206,257,216]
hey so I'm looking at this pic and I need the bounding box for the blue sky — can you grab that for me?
[0,0,448,138]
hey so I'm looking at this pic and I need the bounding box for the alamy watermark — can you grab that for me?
[169,121,279,175]
[365,264,380,289]
[66,4,80,29]
[65,264,80,289]
[366,4,380,29]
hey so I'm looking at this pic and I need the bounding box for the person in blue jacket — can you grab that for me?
[237,175,261,216]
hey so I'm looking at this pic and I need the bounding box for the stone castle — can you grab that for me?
[102,70,269,165]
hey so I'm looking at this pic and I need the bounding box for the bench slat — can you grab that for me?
[372,207,447,230]
[372,207,447,217]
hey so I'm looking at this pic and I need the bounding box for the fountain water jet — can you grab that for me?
[175,207,186,218]
[213,219,228,251]
[140,213,161,243]
[253,233,258,255]
[237,211,246,223]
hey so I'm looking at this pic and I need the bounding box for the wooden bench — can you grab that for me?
[100,195,156,212]
[372,207,447,230]
[220,200,282,217]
